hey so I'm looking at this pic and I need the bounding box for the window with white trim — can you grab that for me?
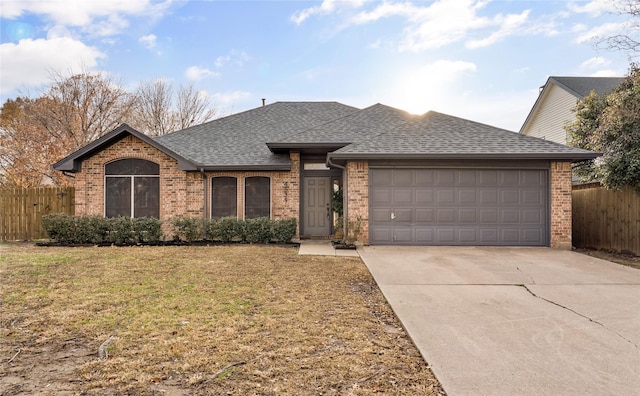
[105,159,159,218]
[245,176,270,219]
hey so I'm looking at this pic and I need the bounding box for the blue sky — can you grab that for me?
[0,0,634,131]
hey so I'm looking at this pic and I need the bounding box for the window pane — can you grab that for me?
[106,159,159,175]
[211,177,237,219]
[106,177,131,217]
[245,176,270,219]
[134,177,160,218]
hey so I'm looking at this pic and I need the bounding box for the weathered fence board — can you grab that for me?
[572,186,640,256]
[0,187,74,240]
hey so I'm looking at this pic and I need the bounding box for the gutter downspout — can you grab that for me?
[326,156,347,240]
[200,168,207,240]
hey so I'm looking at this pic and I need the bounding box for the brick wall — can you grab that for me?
[73,135,301,238]
[345,161,369,245]
[550,161,573,249]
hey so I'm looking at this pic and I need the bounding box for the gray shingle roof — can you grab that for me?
[269,103,416,145]
[155,101,358,169]
[550,76,623,98]
[329,111,599,161]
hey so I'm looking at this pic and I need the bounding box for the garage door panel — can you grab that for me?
[437,208,456,222]
[522,189,543,204]
[437,189,455,203]
[415,208,435,223]
[458,228,478,243]
[459,189,477,203]
[416,189,435,204]
[436,229,456,243]
[394,208,413,222]
[522,209,542,224]
[459,209,477,223]
[415,227,435,242]
[393,189,413,205]
[371,189,392,205]
[370,227,392,244]
[371,208,392,223]
[369,168,548,246]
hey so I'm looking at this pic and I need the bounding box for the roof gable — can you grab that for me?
[53,124,198,172]
[519,76,623,134]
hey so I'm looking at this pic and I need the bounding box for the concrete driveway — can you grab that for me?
[358,246,640,396]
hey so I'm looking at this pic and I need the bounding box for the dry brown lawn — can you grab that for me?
[0,243,444,395]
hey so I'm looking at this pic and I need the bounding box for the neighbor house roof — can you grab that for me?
[519,76,622,134]
[328,111,600,163]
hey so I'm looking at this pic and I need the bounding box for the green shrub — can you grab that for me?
[75,215,109,244]
[204,218,220,241]
[218,217,240,243]
[42,213,76,243]
[171,216,203,242]
[244,217,272,244]
[272,218,297,243]
[105,217,135,245]
[133,217,163,243]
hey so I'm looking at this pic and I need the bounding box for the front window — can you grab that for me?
[245,176,270,219]
[105,159,159,218]
[211,177,237,219]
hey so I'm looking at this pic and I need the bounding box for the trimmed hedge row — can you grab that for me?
[42,214,297,245]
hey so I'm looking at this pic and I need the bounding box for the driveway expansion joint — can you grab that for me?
[521,285,639,349]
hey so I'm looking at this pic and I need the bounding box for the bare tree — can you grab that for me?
[131,79,176,136]
[597,0,640,55]
[41,70,136,147]
[131,79,217,136]
[175,83,217,130]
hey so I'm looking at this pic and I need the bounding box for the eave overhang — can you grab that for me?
[53,124,199,172]
[327,151,601,164]
[266,142,350,154]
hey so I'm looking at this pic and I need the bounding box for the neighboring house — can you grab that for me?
[53,102,598,248]
[520,76,622,145]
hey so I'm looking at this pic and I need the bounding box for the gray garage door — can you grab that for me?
[369,168,549,246]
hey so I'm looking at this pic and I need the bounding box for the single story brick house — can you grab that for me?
[53,102,598,248]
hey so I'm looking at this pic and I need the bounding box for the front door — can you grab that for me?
[303,176,331,235]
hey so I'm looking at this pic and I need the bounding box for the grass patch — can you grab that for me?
[0,243,443,395]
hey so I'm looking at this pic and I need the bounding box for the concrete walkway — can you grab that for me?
[358,246,640,396]
[298,240,360,257]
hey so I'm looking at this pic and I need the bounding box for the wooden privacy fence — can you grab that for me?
[0,187,75,241]
[572,186,640,256]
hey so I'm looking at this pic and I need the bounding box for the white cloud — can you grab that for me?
[297,0,545,52]
[0,37,105,94]
[214,50,251,68]
[185,66,220,81]
[580,56,611,69]
[210,90,252,106]
[575,21,626,43]
[568,0,620,17]
[466,10,530,49]
[139,34,157,49]
[1,0,173,36]
[291,0,369,25]
[47,25,72,39]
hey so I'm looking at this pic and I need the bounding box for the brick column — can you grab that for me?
[550,161,572,249]
[346,161,369,245]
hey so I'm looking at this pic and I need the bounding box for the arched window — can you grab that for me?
[211,177,237,219]
[105,159,159,218]
[245,176,270,219]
